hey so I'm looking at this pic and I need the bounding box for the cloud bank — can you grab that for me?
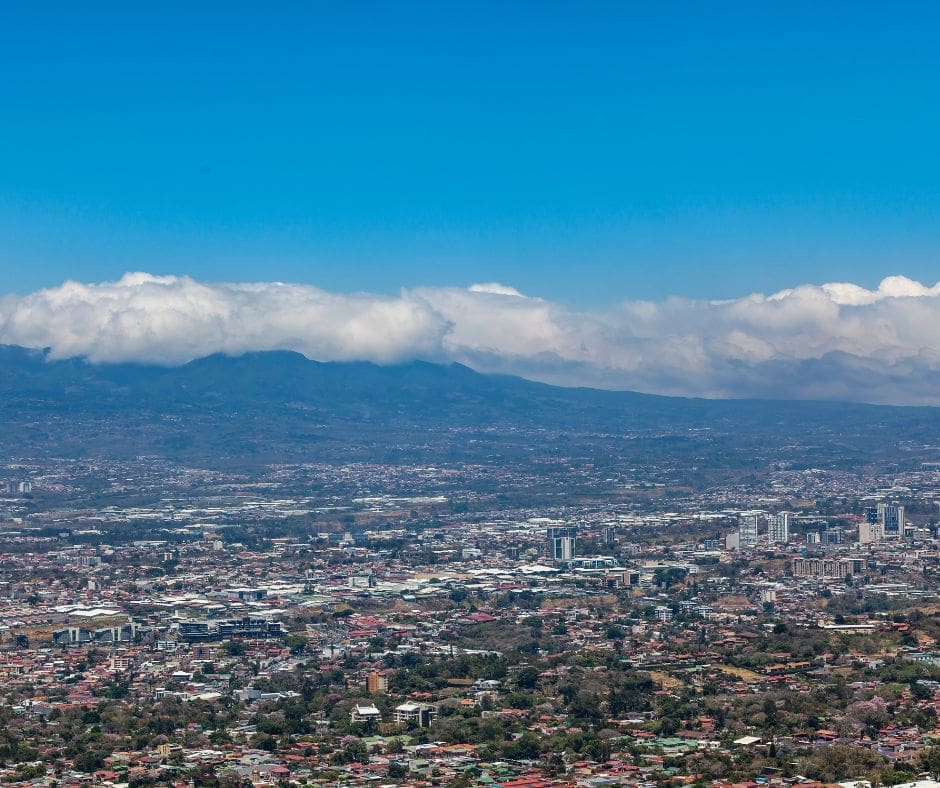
[3,272,940,405]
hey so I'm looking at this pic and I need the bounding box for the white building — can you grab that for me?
[767,512,791,544]
[858,521,883,544]
[878,503,905,539]
[394,702,437,726]
[546,527,576,562]
[738,511,762,547]
[350,703,382,723]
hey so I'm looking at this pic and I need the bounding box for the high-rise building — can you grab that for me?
[738,512,762,547]
[366,671,388,694]
[858,521,883,544]
[546,526,576,561]
[767,512,791,544]
[878,503,905,539]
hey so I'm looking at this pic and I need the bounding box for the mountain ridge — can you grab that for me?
[1,344,938,472]
[2,343,927,410]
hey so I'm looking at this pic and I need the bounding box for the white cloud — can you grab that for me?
[2,272,940,405]
[467,282,525,297]
[0,273,447,366]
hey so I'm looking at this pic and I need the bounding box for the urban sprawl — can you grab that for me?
[1,457,940,788]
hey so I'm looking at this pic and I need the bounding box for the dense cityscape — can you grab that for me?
[1,444,939,788]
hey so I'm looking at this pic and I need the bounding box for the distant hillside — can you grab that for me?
[0,345,937,472]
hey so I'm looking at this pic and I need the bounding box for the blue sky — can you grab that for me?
[1,1,939,303]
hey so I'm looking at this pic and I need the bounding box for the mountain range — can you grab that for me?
[1,344,937,473]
